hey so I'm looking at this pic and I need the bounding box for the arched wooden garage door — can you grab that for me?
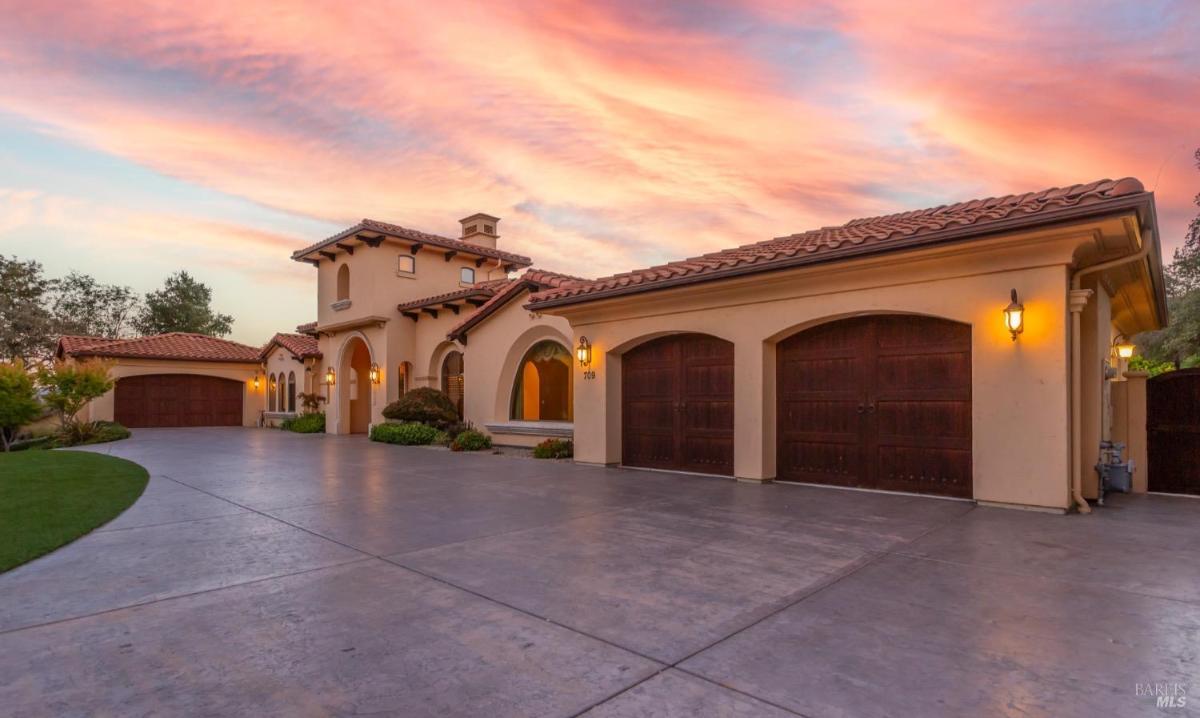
[777,315,972,498]
[622,333,734,475]
[115,374,244,428]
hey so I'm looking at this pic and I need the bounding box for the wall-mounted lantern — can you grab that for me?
[369,362,381,385]
[1003,289,1024,341]
[325,367,336,386]
[1112,334,1135,360]
[576,336,592,367]
[252,374,261,391]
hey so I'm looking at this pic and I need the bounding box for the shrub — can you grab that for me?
[451,429,492,452]
[297,391,326,413]
[381,387,458,428]
[56,420,130,447]
[441,421,470,441]
[0,360,40,452]
[37,360,114,436]
[370,421,442,445]
[282,412,325,433]
[533,438,573,459]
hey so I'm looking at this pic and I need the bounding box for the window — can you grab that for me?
[336,264,350,301]
[397,361,411,397]
[441,351,465,418]
[268,373,277,412]
[287,372,296,412]
[510,341,572,421]
[278,375,286,413]
[397,255,415,275]
[460,267,475,284]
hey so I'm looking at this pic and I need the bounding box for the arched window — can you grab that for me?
[441,351,464,418]
[277,374,286,413]
[268,373,277,411]
[287,372,296,412]
[510,341,572,421]
[336,264,350,301]
[397,361,411,397]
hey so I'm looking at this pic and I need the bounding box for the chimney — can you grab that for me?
[459,213,500,249]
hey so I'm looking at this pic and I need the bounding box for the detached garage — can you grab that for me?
[55,333,262,428]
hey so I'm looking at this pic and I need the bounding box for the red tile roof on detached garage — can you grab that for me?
[527,178,1150,309]
[260,332,321,360]
[292,218,533,268]
[447,268,588,342]
[57,332,261,363]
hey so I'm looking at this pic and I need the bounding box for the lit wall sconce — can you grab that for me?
[252,374,260,390]
[1003,289,1024,341]
[1112,334,1135,360]
[369,362,381,385]
[576,336,592,367]
[324,367,336,386]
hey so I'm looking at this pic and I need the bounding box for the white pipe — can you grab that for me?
[1067,228,1153,513]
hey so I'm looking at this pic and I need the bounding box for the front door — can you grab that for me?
[1148,368,1200,495]
[777,315,972,498]
[621,333,734,475]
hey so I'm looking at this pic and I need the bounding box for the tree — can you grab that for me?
[37,360,115,437]
[1136,148,1200,367]
[0,360,41,451]
[0,256,57,362]
[134,271,234,337]
[52,272,141,339]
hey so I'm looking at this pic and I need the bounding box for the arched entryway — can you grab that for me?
[621,333,734,475]
[510,340,572,421]
[338,335,373,434]
[776,314,972,498]
[441,350,465,418]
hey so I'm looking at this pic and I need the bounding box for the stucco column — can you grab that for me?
[733,339,773,481]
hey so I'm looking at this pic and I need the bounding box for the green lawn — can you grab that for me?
[0,451,149,572]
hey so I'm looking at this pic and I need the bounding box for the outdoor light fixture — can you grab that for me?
[369,362,381,385]
[576,336,592,367]
[1003,289,1024,341]
[1112,334,1136,360]
[253,375,260,390]
[325,367,336,386]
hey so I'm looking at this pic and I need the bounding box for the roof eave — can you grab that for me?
[528,193,1157,311]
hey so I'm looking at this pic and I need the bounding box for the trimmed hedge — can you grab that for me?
[370,421,443,446]
[532,438,573,459]
[282,412,325,433]
[381,387,459,427]
[451,429,492,452]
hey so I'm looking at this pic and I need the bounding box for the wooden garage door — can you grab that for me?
[622,334,734,475]
[115,374,243,428]
[777,315,972,498]
[1148,368,1200,495]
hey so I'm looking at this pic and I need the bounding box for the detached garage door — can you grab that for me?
[622,333,734,475]
[777,315,972,498]
[115,374,244,428]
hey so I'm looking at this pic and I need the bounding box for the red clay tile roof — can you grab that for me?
[295,321,317,335]
[448,269,588,341]
[528,178,1150,309]
[396,286,498,312]
[292,218,533,268]
[58,332,261,363]
[261,332,321,360]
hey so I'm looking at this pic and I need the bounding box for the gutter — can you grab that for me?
[1065,208,1159,514]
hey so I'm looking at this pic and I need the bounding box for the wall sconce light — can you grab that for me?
[1112,334,1135,360]
[252,375,260,390]
[576,336,592,367]
[369,362,381,385]
[324,367,336,386]
[1003,289,1024,341]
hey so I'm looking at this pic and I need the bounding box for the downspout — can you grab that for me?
[1067,230,1153,514]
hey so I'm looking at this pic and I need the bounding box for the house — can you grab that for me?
[58,177,1167,513]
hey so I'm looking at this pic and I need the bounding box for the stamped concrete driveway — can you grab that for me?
[1,428,1198,717]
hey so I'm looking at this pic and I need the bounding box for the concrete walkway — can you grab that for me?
[1,428,1197,716]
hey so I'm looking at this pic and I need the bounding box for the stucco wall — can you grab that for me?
[553,238,1080,511]
[261,345,310,425]
[461,289,574,446]
[85,359,260,427]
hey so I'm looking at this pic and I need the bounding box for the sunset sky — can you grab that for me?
[0,1,1196,344]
